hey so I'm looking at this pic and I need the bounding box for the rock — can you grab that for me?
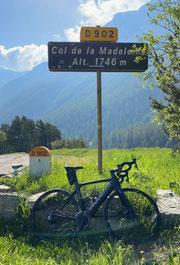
[0,192,19,220]
[27,191,46,207]
[0,174,12,179]
[157,189,180,227]
[0,185,11,192]
[0,174,6,177]
[0,188,179,228]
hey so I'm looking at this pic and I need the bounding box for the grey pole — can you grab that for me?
[97,70,102,174]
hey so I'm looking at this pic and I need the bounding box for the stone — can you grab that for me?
[0,192,19,220]
[157,189,180,227]
[27,191,46,207]
[0,188,179,227]
[0,174,12,179]
[0,185,11,192]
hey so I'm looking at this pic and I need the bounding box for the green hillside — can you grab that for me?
[0,64,163,143]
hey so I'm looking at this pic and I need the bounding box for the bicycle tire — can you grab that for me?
[31,189,78,241]
[104,188,160,244]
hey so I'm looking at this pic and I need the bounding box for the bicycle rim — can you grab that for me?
[104,188,160,244]
[32,189,78,241]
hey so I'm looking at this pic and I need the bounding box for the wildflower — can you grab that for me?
[141,257,145,262]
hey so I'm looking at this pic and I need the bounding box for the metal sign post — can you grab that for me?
[97,70,102,173]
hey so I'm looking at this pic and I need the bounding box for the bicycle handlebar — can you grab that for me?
[111,159,138,183]
[117,158,138,172]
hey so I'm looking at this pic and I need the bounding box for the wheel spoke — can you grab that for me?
[104,188,160,244]
[32,189,78,241]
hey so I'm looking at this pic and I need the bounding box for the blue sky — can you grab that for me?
[0,0,149,71]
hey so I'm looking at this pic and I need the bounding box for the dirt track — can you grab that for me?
[0,153,29,175]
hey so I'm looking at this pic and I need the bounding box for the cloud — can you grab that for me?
[64,26,81,42]
[0,0,149,71]
[79,0,149,25]
[0,44,47,71]
[53,34,62,39]
[65,0,149,41]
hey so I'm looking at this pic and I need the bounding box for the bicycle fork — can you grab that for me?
[115,187,137,220]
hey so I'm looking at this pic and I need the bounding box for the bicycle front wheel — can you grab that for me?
[32,189,78,241]
[104,188,160,244]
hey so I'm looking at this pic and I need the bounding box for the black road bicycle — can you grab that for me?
[31,159,160,244]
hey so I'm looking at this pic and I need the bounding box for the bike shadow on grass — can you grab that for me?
[1,215,179,265]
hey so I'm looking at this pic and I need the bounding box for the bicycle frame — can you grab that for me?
[32,159,160,243]
[56,177,112,213]
[61,173,135,219]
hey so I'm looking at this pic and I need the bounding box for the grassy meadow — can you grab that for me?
[11,147,180,197]
[0,147,180,264]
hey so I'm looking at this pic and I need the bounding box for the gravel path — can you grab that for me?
[0,153,29,175]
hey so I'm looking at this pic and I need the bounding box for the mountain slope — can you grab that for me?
[107,4,149,42]
[0,68,26,89]
[0,2,163,143]
[0,62,162,141]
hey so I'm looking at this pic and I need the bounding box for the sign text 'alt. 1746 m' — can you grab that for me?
[48,42,148,72]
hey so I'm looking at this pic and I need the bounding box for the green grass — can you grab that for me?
[0,222,179,265]
[2,147,179,197]
[0,234,135,265]
[0,147,180,264]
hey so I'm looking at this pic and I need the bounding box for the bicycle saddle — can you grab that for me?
[64,166,83,171]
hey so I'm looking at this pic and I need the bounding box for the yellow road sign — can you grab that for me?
[30,146,50,157]
[80,27,118,42]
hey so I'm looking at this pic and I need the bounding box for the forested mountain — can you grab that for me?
[0,115,87,154]
[0,62,163,142]
[103,123,175,149]
[0,2,166,147]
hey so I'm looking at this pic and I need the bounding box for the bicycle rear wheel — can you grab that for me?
[32,189,78,241]
[104,188,160,244]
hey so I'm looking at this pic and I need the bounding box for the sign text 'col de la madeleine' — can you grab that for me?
[48,42,148,72]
